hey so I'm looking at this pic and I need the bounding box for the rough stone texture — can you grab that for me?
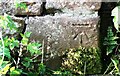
[25,14,99,57]
[46,0,101,15]
[0,0,102,70]
[0,1,43,15]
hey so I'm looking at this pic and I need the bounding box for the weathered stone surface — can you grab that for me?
[25,14,99,58]
[46,0,101,15]
[0,1,43,15]
[0,0,102,70]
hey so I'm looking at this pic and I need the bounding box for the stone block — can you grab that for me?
[0,0,43,15]
[25,14,100,57]
[46,0,101,15]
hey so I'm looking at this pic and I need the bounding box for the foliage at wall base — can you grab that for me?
[62,46,102,74]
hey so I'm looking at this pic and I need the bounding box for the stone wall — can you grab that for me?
[0,0,101,70]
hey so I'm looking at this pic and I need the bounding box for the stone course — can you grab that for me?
[0,0,101,70]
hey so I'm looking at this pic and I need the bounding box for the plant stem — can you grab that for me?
[41,40,44,63]
[84,62,86,76]
[103,62,112,75]
[0,31,5,68]
[16,43,23,68]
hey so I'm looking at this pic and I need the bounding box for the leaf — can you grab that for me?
[112,6,120,31]
[23,57,32,62]
[27,42,42,55]
[21,37,28,46]
[20,33,24,38]
[10,69,22,76]
[15,2,27,10]
[10,67,15,72]
[25,32,32,38]
[22,61,30,68]
[4,48,11,59]
[0,64,11,74]
[6,15,17,30]
[119,50,120,52]
[3,36,10,47]
[111,59,119,72]
[21,57,32,68]
[38,63,46,74]
[106,46,116,55]
[20,32,32,46]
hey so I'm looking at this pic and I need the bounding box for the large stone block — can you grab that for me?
[0,0,43,15]
[25,14,99,57]
[46,0,101,15]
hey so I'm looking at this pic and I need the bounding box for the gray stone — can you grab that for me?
[25,14,99,58]
[46,0,101,15]
[0,1,43,15]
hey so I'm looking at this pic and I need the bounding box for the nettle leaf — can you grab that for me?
[20,33,24,38]
[20,33,28,46]
[4,48,11,59]
[38,63,46,74]
[22,57,32,68]
[3,36,11,47]
[10,69,22,76]
[25,32,32,38]
[22,61,30,68]
[20,32,31,46]
[21,37,28,46]
[24,57,32,62]
[9,37,19,50]
[27,42,42,55]
[6,15,17,30]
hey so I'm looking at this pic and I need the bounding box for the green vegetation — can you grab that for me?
[0,14,42,75]
[0,1,120,76]
[103,2,120,75]
[62,47,101,75]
